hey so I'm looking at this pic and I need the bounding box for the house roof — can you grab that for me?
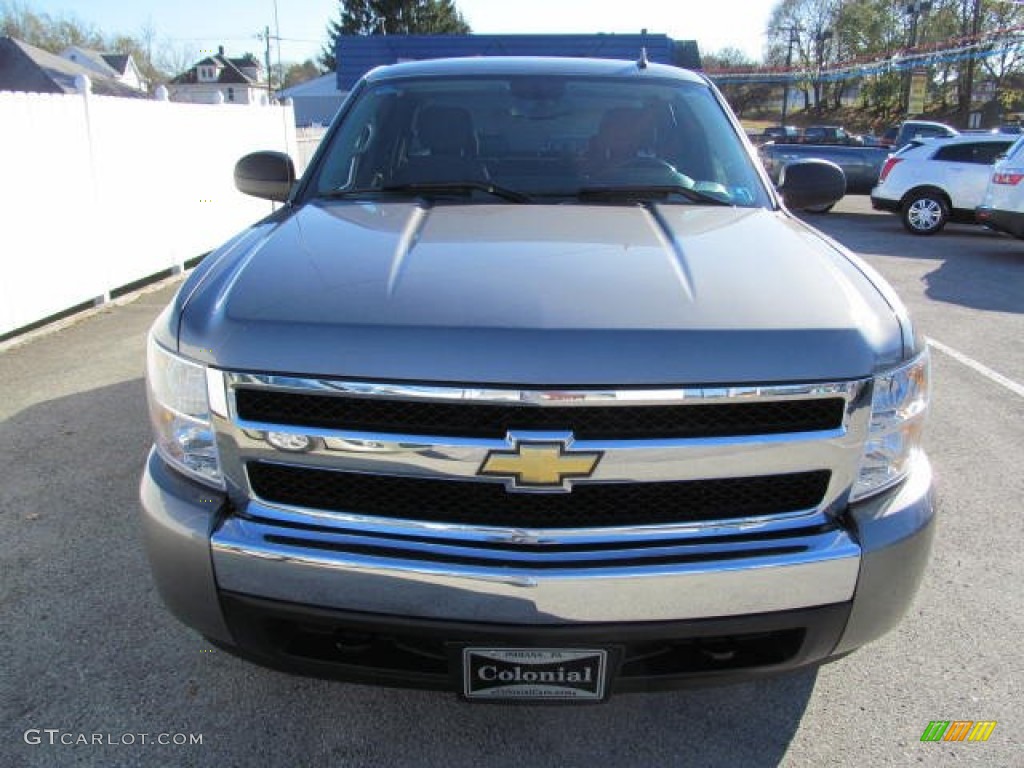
[169,50,263,86]
[62,46,120,78]
[0,37,146,97]
[231,53,260,69]
[102,53,131,76]
[277,72,341,99]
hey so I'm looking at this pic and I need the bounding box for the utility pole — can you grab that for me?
[814,29,833,115]
[258,25,272,92]
[257,9,285,98]
[780,24,803,128]
[961,0,983,127]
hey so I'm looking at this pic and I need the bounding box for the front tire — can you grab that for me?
[901,191,948,235]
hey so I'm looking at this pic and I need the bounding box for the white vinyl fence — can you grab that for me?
[295,125,329,173]
[0,81,299,337]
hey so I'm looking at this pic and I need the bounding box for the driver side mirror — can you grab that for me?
[777,159,846,210]
[234,151,296,202]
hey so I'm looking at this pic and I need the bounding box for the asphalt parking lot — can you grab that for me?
[1,195,1021,767]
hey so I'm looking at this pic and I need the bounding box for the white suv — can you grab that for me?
[977,134,1024,239]
[871,134,1015,235]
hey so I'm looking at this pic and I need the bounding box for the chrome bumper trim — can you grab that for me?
[240,497,830,543]
[211,519,861,623]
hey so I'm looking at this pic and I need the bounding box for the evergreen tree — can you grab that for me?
[319,0,470,72]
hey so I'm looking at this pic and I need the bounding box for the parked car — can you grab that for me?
[139,56,934,701]
[801,125,858,145]
[871,134,1016,234]
[759,141,891,208]
[761,125,801,142]
[977,134,1024,238]
[884,120,959,150]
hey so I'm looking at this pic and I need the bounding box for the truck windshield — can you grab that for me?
[311,75,769,207]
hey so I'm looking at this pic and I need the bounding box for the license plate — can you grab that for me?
[461,648,608,701]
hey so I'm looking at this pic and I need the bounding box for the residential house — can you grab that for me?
[61,46,147,92]
[0,36,147,97]
[167,46,267,105]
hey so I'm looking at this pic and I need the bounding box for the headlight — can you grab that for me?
[852,351,930,501]
[146,337,224,488]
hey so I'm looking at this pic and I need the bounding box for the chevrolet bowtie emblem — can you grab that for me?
[479,440,602,492]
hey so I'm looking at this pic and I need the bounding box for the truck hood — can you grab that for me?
[178,201,903,385]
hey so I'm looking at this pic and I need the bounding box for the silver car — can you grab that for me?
[140,56,932,702]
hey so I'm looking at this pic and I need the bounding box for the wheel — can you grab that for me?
[901,191,949,235]
[803,203,835,214]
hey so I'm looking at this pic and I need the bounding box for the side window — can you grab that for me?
[933,144,973,163]
[973,142,1013,165]
[936,142,1014,164]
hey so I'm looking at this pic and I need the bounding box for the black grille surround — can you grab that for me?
[217,593,852,693]
[234,389,846,440]
[247,462,831,529]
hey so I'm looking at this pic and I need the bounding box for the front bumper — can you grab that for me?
[139,448,935,690]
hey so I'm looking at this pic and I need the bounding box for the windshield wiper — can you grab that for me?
[575,185,732,206]
[318,182,531,203]
[381,181,531,203]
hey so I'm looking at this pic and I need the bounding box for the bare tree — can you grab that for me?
[156,41,198,80]
[704,48,777,117]
[766,0,841,111]
[1,0,104,51]
[978,0,1024,105]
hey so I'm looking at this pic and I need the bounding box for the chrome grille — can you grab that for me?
[214,374,871,547]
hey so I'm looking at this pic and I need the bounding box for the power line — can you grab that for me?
[160,36,320,43]
[707,31,1024,85]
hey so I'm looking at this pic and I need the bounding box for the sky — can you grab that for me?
[23,0,778,67]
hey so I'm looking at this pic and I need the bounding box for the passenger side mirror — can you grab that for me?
[234,151,296,202]
[777,159,846,210]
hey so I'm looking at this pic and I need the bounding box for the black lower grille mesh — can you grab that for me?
[234,389,846,439]
[247,463,831,528]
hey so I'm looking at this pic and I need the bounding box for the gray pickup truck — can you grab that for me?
[140,56,934,702]
[759,141,892,200]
